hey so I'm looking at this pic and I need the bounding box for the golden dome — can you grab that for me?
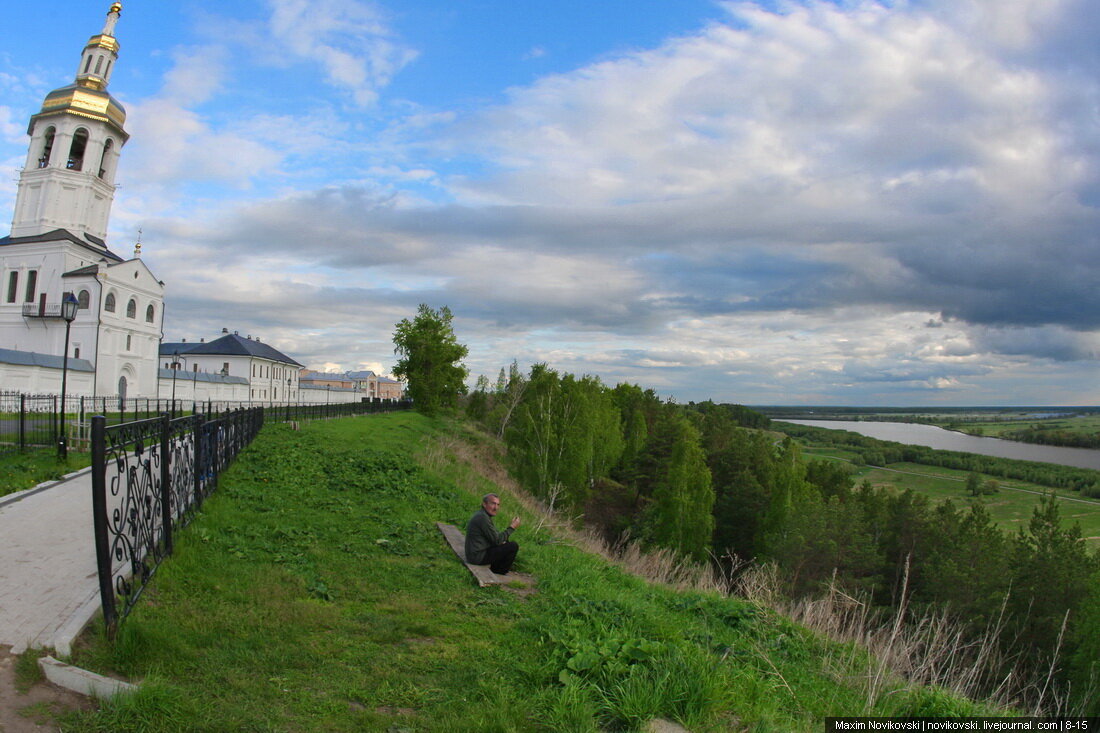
[31,84,129,139]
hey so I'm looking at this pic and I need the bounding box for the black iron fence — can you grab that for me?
[0,393,58,454]
[89,398,413,636]
[91,408,264,638]
[0,391,410,455]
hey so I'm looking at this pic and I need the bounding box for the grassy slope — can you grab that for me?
[802,446,1100,549]
[64,413,991,731]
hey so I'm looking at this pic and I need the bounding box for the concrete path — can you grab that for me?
[0,469,103,656]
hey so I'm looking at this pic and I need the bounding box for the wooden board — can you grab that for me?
[436,522,501,587]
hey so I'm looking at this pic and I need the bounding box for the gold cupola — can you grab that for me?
[29,2,127,140]
[10,3,129,241]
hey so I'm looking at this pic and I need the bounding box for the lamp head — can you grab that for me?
[61,292,79,322]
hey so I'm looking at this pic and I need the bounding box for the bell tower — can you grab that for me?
[9,2,129,245]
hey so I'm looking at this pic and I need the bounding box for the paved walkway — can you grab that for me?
[0,469,103,656]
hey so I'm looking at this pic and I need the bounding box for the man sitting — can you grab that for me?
[465,493,521,574]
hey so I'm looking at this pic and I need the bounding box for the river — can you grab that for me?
[781,420,1100,471]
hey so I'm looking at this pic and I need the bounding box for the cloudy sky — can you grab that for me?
[2,0,1097,405]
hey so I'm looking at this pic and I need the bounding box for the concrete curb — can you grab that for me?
[0,466,92,509]
[38,655,138,700]
[51,586,104,658]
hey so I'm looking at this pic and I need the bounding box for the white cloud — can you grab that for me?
[266,0,417,106]
[105,0,1100,403]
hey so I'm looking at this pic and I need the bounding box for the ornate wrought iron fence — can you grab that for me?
[90,408,264,637]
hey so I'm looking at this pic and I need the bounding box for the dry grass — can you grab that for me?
[734,561,1076,715]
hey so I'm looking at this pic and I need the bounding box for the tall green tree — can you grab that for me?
[392,304,469,416]
[648,416,714,561]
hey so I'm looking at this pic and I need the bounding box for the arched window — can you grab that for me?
[145,304,155,322]
[77,290,90,309]
[67,128,89,171]
[126,298,137,318]
[83,55,93,74]
[94,56,103,74]
[98,139,114,179]
[104,292,116,312]
[39,127,56,168]
[74,347,80,359]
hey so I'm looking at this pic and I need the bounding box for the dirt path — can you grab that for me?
[0,647,92,732]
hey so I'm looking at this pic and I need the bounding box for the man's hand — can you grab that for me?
[510,516,521,530]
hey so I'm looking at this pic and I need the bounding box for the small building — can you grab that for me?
[161,331,303,404]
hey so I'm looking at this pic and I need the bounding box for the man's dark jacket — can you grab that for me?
[465,508,514,564]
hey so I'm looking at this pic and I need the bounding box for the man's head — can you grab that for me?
[482,493,501,516]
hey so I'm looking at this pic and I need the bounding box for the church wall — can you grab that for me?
[0,361,94,395]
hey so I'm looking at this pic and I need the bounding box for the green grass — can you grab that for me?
[804,449,1100,549]
[63,412,994,731]
[946,414,1100,439]
[0,447,90,498]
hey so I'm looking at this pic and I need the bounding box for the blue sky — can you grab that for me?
[2,0,1098,405]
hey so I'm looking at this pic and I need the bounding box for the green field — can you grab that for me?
[942,414,1100,442]
[803,446,1100,549]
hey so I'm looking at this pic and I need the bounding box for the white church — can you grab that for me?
[0,3,162,400]
[0,4,401,406]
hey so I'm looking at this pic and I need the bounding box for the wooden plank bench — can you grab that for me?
[436,522,501,587]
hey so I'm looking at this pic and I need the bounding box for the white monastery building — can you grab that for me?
[0,3,163,399]
[0,4,402,406]
[160,331,303,404]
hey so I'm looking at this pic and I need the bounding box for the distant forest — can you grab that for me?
[465,365,1100,714]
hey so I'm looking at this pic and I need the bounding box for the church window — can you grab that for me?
[104,292,116,312]
[83,55,92,74]
[39,128,56,168]
[94,56,103,74]
[146,304,155,322]
[78,290,90,309]
[5,272,16,303]
[99,139,114,179]
[67,129,89,171]
[104,61,112,78]
[126,298,137,318]
[23,271,37,303]
[74,347,80,359]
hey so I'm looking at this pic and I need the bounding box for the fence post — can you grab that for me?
[19,394,26,451]
[192,415,203,507]
[160,415,174,556]
[90,416,119,639]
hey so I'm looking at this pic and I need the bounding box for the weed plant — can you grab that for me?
[66,413,992,731]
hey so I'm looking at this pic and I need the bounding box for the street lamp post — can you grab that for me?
[58,292,79,459]
[170,351,180,418]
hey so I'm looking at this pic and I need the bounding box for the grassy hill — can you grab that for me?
[60,413,994,731]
